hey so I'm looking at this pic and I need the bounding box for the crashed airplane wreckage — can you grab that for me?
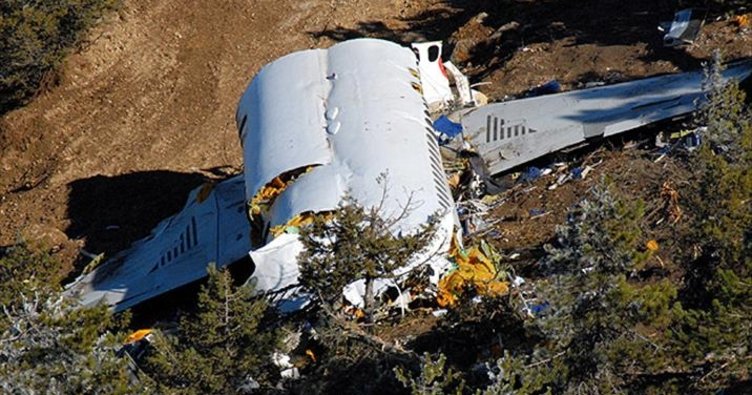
[64,38,752,312]
[65,39,458,312]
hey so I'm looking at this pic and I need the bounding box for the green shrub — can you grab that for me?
[0,294,146,394]
[0,0,119,113]
[297,194,438,322]
[141,265,280,394]
[479,183,680,394]
[0,245,144,394]
[395,353,465,395]
[672,52,752,392]
[0,243,63,311]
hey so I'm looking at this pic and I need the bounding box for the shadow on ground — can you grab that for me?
[311,0,747,80]
[65,170,209,261]
[65,168,254,326]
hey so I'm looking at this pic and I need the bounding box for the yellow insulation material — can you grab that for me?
[734,14,750,28]
[437,240,509,307]
[250,176,287,216]
[269,212,334,238]
[249,166,316,218]
[125,329,153,344]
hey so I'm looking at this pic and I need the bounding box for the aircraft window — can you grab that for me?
[238,115,247,139]
[428,45,440,62]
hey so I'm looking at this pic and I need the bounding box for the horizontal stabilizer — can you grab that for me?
[461,60,752,176]
[64,176,250,312]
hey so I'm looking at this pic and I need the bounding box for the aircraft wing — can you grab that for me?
[460,60,752,176]
[63,176,250,312]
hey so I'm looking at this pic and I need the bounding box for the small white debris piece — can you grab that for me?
[443,61,473,106]
[272,352,293,369]
[663,9,703,47]
[272,352,301,379]
[413,41,454,110]
[281,368,300,379]
[581,165,593,180]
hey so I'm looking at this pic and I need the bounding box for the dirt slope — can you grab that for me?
[0,0,435,265]
[0,0,750,272]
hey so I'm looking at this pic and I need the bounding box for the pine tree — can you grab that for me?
[482,183,679,394]
[394,353,465,395]
[0,294,146,394]
[673,51,752,392]
[0,243,63,314]
[297,194,438,322]
[0,0,120,113]
[141,265,279,394]
[0,245,146,394]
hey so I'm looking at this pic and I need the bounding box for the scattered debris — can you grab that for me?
[433,115,463,143]
[529,208,547,218]
[732,14,750,30]
[660,181,683,224]
[570,165,593,180]
[272,352,300,380]
[443,61,475,106]
[530,301,550,317]
[525,80,561,97]
[661,9,704,47]
[520,166,543,183]
[437,241,509,307]
[511,275,525,287]
[124,329,153,344]
[456,197,504,238]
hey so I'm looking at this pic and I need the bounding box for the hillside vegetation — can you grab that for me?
[1,0,752,393]
[0,0,119,114]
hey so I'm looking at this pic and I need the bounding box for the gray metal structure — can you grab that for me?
[460,60,752,177]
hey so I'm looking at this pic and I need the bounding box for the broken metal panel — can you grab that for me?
[215,179,252,262]
[64,176,250,312]
[266,164,348,230]
[461,60,752,176]
[461,95,583,174]
[237,49,333,201]
[341,211,458,308]
[248,233,303,294]
[413,41,454,110]
[325,39,454,232]
[253,193,458,309]
[664,9,703,47]
[241,38,455,236]
[444,60,474,106]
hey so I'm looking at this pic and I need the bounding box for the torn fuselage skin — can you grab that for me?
[247,165,319,248]
[236,38,460,305]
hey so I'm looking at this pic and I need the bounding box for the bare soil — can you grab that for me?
[0,0,750,276]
